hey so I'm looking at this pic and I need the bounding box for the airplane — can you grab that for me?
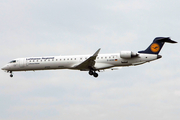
[1,37,177,78]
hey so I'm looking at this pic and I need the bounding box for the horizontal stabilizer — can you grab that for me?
[156,37,177,43]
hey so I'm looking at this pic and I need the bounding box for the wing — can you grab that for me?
[74,48,101,70]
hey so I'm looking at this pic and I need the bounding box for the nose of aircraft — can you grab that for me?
[1,65,8,70]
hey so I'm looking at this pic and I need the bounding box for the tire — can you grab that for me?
[93,73,98,78]
[89,71,94,75]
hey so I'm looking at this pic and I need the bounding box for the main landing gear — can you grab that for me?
[89,70,98,78]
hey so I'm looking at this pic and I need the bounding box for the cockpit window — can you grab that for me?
[9,60,16,63]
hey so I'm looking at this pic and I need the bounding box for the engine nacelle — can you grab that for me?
[120,51,138,59]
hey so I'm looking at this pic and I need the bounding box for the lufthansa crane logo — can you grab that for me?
[150,43,160,53]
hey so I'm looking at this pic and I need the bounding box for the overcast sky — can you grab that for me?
[0,0,180,120]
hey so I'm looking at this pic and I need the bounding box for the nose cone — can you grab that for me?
[1,65,8,70]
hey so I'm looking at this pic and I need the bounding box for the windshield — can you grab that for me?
[9,60,16,63]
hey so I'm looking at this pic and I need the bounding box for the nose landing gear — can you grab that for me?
[89,70,98,78]
[10,71,13,77]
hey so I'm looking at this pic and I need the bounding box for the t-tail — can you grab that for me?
[138,37,177,55]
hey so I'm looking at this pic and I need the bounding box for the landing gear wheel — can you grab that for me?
[89,70,94,75]
[10,74,13,77]
[88,69,99,78]
[93,72,98,78]
[9,71,13,77]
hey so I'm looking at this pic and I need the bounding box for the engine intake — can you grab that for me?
[120,51,138,59]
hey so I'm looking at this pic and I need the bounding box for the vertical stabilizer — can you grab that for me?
[138,37,177,54]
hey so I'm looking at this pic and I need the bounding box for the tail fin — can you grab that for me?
[138,37,177,54]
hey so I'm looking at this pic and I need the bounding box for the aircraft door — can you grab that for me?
[19,58,26,67]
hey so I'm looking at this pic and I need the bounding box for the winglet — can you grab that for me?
[93,48,101,57]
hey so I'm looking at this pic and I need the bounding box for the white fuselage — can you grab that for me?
[2,53,159,72]
[2,37,176,78]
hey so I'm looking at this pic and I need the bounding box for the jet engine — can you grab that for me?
[120,51,138,59]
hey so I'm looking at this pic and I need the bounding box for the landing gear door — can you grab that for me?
[19,58,26,67]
